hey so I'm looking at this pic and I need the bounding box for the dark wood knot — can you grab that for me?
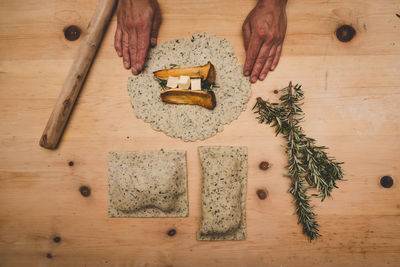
[79,186,91,197]
[259,161,270,170]
[256,189,267,200]
[380,176,393,188]
[68,161,74,166]
[62,99,71,116]
[64,25,81,41]
[46,253,53,259]
[273,89,279,94]
[167,229,176,236]
[336,25,356,42]
[53,236,61,243]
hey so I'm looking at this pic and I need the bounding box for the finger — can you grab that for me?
[270,44,283,71]
[242,22,251,51]
[243,33,263,77]
[150,6,161,46]
[250,42,273,83]
[114,24,122,57]
[128,28,138,75]
[122,31,130,69]
[136,26,151,73]
[259,45,277,81]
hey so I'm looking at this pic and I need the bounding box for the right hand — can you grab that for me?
[114,0,161,74]
[242,0,287,83]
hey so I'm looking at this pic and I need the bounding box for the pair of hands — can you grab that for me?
[114,0,287,83]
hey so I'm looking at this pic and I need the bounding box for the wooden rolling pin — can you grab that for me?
[40,0,116,149]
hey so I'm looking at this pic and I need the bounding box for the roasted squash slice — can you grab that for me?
[160,89,216,110]
[154,61,216,84]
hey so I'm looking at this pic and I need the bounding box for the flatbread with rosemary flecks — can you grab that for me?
[127,33,251,141]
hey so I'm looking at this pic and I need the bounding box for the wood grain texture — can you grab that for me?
[39,0,116,149]
[0,0,399,266]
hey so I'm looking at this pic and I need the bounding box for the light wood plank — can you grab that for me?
[0,0,399,266]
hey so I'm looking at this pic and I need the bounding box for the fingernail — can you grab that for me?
[151,38,157,46]
[131,67,138,75]
[136,63,141,72]
[260,74,266,80]
[244,71,250,76]
[124,61,130,69]
[270,65,276,71]
[251,76,257,83]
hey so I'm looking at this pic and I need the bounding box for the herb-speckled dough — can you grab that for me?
[127,33,251,142]
[108,151,188,217]
[197,146,247,240]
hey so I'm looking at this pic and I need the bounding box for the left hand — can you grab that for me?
[242,0,287,83]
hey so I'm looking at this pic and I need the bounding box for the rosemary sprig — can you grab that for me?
[201,80,218,92]
[155,77,218,92]
[153,64,178,91]
[253,82,344,240]
[154,63,218,92]
[155,78,167,90]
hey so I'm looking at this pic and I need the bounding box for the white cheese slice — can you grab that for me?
[166,76,179,88]
[191,79,201,91]
[178,76,191,90]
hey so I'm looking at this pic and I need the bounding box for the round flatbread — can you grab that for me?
[128,33,251,141]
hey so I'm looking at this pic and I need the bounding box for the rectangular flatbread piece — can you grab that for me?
[197,146,247,240]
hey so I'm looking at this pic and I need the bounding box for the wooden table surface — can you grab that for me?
[1,0,399,266]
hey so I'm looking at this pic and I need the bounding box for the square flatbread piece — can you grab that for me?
[108,150,188,217]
